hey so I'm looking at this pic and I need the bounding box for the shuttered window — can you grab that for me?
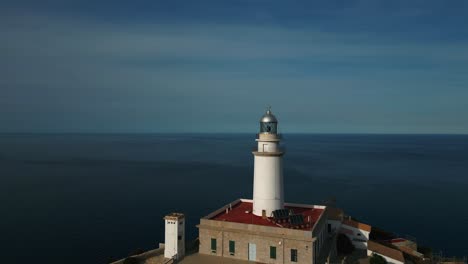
[211,238,216,252]
[229,240,235,255]
[291,249,298,262]
[270,246,276,259]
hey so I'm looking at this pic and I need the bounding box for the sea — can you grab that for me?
[0,133,467,263]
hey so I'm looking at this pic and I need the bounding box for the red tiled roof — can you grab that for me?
[368,240,405,263]
[398,246,424,258]
[210,201,324,230]
[388,238,406,243]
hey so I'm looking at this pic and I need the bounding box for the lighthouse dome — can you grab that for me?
[259,108,278,134]
[259,109,278,123]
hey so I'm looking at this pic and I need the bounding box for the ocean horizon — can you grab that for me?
[1,133,467,263]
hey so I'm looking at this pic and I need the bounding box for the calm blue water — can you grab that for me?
[1,133,467,263]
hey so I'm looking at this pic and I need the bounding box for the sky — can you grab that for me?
[1,0,468,133]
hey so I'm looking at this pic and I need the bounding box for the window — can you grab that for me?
[291,249,298,262]
[260,122,277,134]
[328,223,332,233]
[270,246,276,259]
[229,240,235,255]
[211,238,216,253]
[178,235,182,241]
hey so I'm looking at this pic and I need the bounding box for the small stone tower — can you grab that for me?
[164,213,185,260]
[252,107,285,217]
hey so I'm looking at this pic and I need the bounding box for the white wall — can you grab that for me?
[164,218,185,259]
[252,155,283,216]
[339,224,370,249]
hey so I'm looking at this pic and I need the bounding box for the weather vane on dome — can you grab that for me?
[267,105,271,112]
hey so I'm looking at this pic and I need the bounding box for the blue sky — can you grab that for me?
[1,0,468,133]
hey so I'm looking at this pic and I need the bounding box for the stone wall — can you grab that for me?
[198,219,316,264]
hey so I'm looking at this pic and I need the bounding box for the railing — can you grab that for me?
[432,253,467,264]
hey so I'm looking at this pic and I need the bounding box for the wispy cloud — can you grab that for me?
[1,8,468,133]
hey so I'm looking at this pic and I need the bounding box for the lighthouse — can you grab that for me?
[252,107,284,217]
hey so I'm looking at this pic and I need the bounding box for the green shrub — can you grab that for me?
[370,253,387,264]
[417,246,433,258]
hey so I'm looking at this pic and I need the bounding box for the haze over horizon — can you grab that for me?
[2,0,468,134]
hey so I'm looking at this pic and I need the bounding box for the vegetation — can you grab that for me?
[370,253,388,264]
[337,233,355,255]
[186,238,200,255]
[417,246,433,258]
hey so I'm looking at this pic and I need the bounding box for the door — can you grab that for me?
[248,243,256,261]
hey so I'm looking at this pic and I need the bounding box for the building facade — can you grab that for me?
[198,199,328,264]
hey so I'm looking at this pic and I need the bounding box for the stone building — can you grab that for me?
[198,199,328,264]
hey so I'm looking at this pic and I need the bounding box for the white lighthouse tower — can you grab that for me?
[252,107,284,217]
